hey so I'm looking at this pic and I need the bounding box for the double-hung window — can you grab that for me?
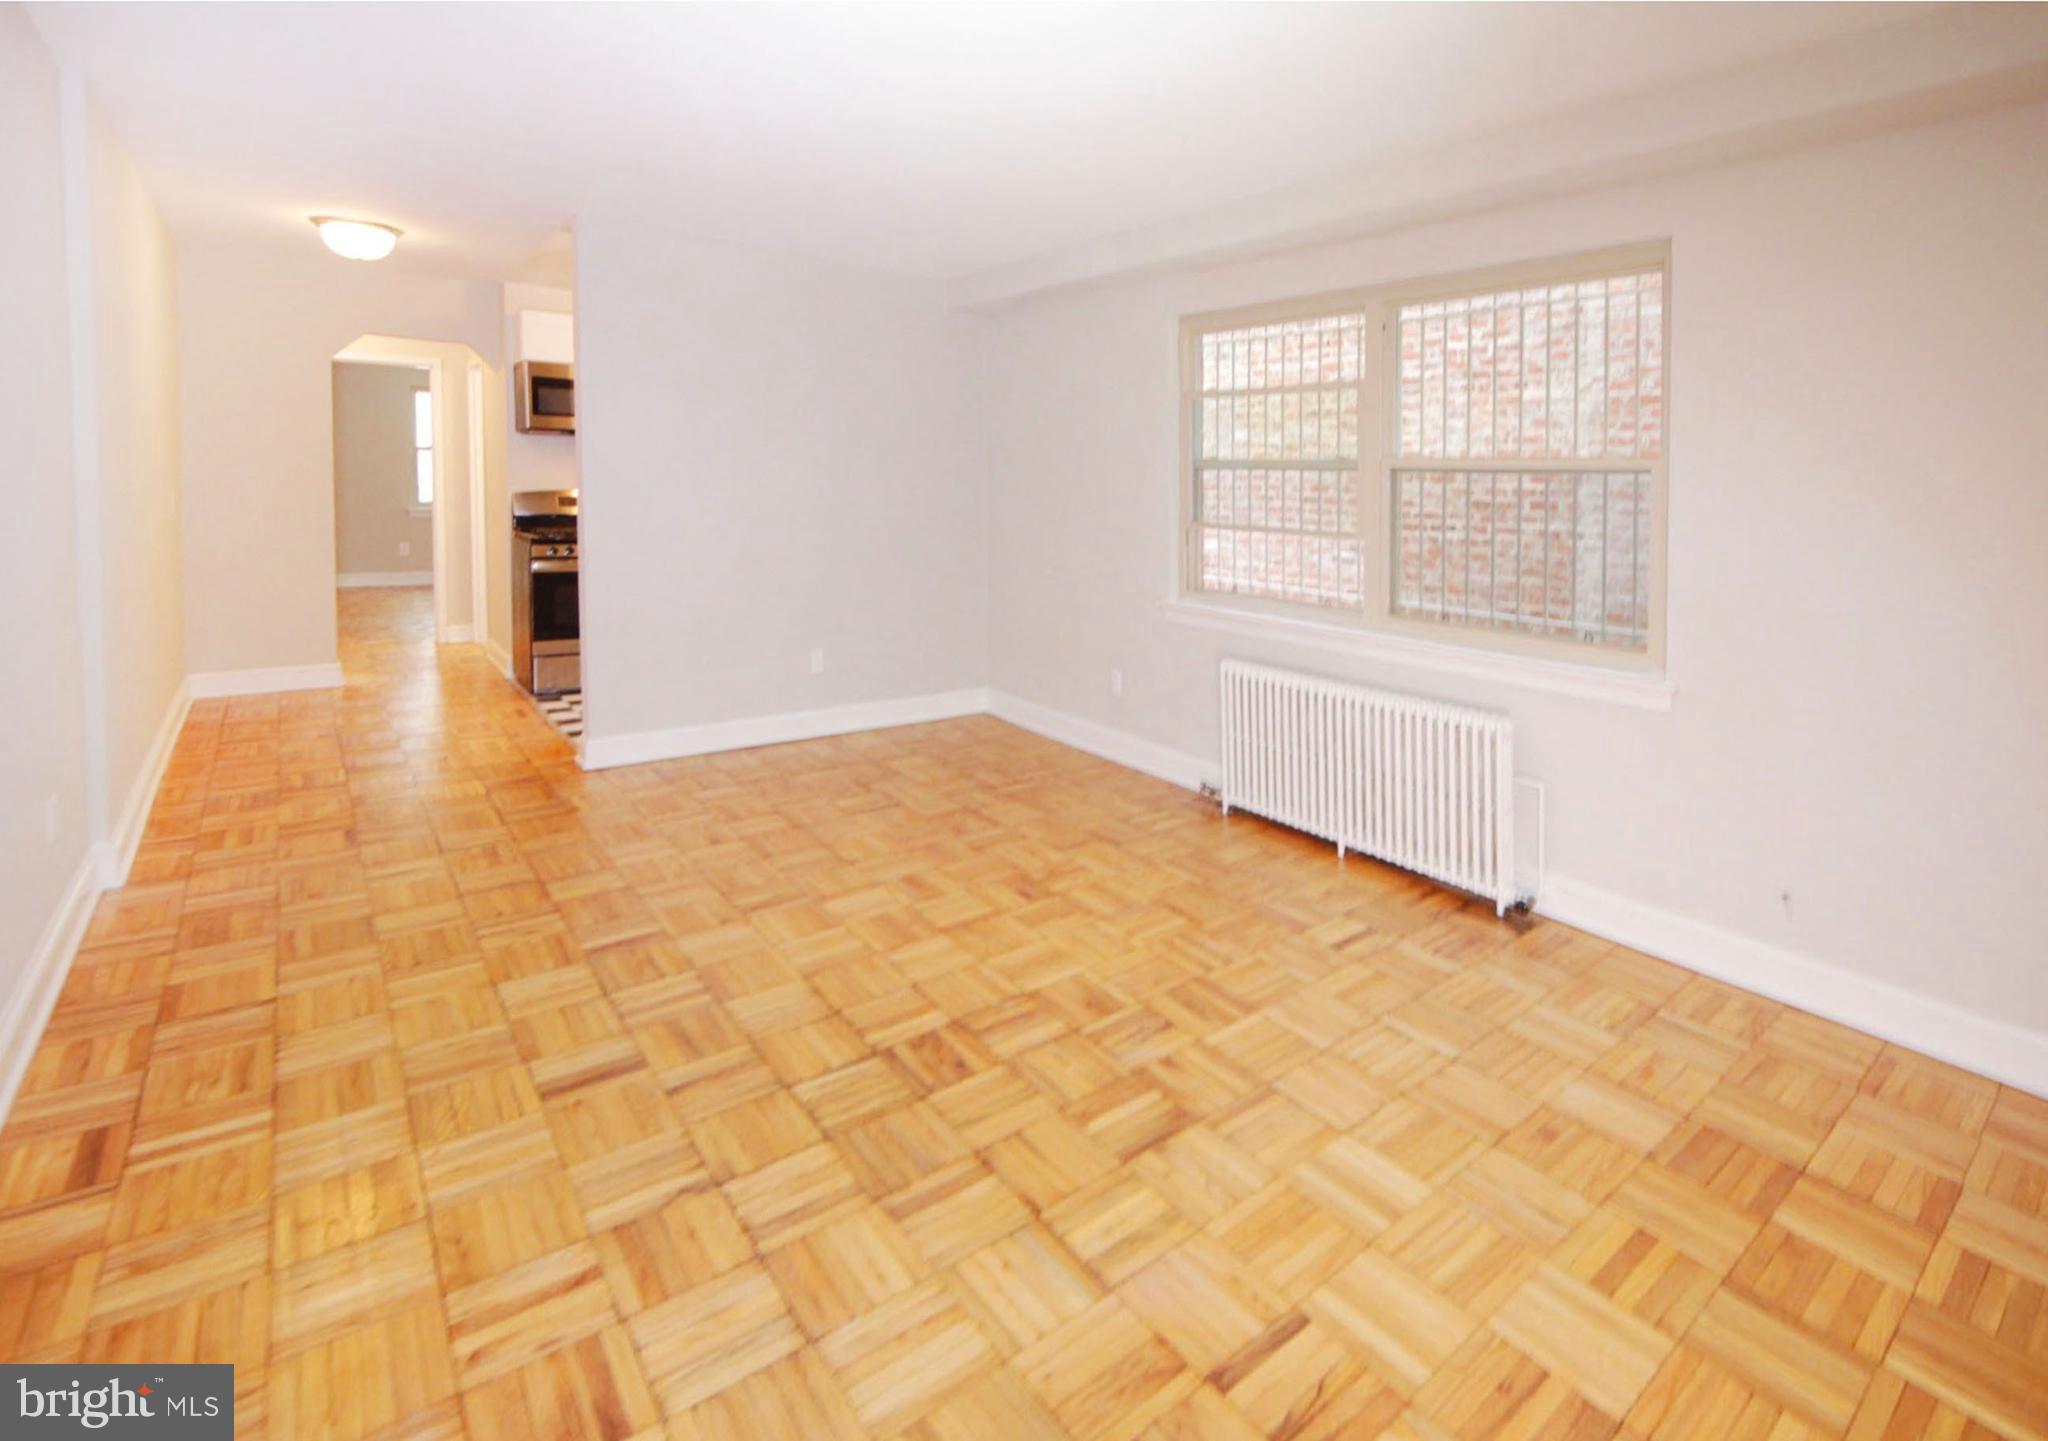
[1181,246,1668,669]
[413,388,435,508]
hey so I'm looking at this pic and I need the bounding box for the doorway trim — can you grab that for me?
[467,360,488,651]
[426,355,455,640]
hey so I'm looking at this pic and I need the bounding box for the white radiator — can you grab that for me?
[1219,659,1518,914]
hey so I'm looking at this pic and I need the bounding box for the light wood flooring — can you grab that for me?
[3,584,2045,1441]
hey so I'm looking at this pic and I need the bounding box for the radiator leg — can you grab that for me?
[1336,844,1346,860]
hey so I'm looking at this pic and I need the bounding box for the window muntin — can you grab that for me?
[1182,252,1666,662]
[1191,312,1365,609]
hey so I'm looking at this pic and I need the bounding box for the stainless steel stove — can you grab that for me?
[511,490,578,695]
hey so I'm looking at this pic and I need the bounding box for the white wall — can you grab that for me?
[331,361,433,577]
[177,244,502,674]
[979,102,2048,1037]
[573,223,987,751]
[2,17,187,1121]
[0,7,92,1015]
[84,91,186,836]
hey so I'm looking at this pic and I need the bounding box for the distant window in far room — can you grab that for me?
[413,387,434,506]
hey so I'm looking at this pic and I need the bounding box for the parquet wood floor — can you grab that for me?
[3,584,2045,1441]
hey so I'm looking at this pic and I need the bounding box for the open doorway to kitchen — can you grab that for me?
[502,271,581,751]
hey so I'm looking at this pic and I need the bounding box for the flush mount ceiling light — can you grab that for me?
[311,216,401,261]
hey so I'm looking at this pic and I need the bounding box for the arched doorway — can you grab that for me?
[331,334,489,648]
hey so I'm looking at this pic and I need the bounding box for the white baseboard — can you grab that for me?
[338,570,432,588]
[188,662,346,699]
[426,665,2048,1096]
[983,691,2048,1099]
[94,679,191,888]
[1540,874,2048,1099]
[0,854,98,1128]
[438,625,475,644]
[579,688,991,771]
[987,691,1215,794]
[484,640,513,680]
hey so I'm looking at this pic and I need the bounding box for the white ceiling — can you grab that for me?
[25,3,2043,293]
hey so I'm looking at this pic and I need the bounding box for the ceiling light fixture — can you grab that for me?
[311,216,401,261]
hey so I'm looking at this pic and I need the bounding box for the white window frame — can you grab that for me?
[1173,242,1672,706]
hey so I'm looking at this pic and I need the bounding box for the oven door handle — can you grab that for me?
[529,559,579,575]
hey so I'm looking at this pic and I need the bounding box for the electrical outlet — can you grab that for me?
[810,649,826,675]
[1110,668,1124,697]
[398,541,412,558]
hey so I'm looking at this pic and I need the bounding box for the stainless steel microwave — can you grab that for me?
[515,360,574,434]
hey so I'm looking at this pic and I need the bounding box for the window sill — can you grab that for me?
[407,504,432,517]
[1161,598,1676,711]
